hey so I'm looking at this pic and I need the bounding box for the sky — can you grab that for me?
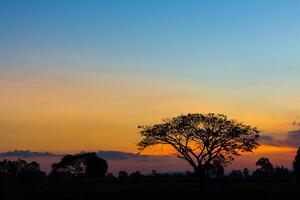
[1,0,300,165]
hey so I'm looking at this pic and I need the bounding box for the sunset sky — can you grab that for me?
[1,0,300,165]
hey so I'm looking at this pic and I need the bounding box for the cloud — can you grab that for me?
[261,130,300,148]
[292,121,300,127]
[260,135,283,147]
[0,150,165,162]
[0,150,159,161]
[96,151,166,162]
[284,130,300,148]
[0,150,56,157]
[97,151,149,160]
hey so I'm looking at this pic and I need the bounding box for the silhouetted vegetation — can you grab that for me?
[0,151,299,199]
[293,146,300,182]
[252,157,274,179]
[1,154,293,183]
[49,152,108,180]
[138,113,260,180]
[0,159,45,183]
[1,115,300,199]
[118,170,128,179]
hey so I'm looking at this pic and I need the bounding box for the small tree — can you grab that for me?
[0,159,45,182]
[118,171,128,179]
[228,170,242,179]
[243,168,250,177]
[138,113,260,179]
[256,158,273,172]
[129,171,143,178]
[293,146,300,181]
[274,166,290,180]
[253,158,273,179]
[50,152,108,179]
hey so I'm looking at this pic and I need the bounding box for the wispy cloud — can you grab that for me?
[96,151,149,160]
[261,130,300,148]
[0,150,164,162]
[0,150,55,157]
[292,121,300,127]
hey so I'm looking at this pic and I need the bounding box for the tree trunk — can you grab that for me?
[194,166,208,184]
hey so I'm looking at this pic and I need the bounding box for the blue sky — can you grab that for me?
[1,0,300,102]
[0,0,300,152]
[1,0,300,74]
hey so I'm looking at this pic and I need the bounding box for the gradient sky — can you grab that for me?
[1,0,300,155]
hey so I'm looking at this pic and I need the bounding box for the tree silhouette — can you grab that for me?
[118,171,128,179]
[50,152,108,179]
[243,168,250,177]
[106,173,115,179]
[0,159,45,182]
[228,170,242,179]
[293,146,300,181]
[253,158,274,179]
[256,158,273,172]
[129,171,143,178]
[150,169,159,177]
[138,113,259,179]
[274,166,290,180]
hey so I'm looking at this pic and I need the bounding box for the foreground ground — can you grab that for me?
[1,178,299,200]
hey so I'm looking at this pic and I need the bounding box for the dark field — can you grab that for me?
[1,179,300,200]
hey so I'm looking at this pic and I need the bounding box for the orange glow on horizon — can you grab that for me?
[252,145,296,154]
[0,74,299,154]
[139,144,297,157]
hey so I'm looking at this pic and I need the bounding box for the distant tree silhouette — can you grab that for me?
[150,169,159,177]
[50,152,108,179]
[274,166,290,180]
[129,171,143,178]
[185,170,194,177]
[256,158,274,172]
[228,170,242,179]
[253,158,273,179]
[0,159,45,182]
[138,113,259,180]
[243,168,250,177]
[118,171,128,179]
[293,146,300,181]
[106,173,115,179]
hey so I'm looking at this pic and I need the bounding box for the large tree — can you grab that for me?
[138,113,260,178]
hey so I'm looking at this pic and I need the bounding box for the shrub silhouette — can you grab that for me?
[118,171,128,179]
[106,173,116,179]
[129,171,143,178]
[243,168,250,177]
[50,152,108,179]
[274,166,290,180]
[228,170,242,179]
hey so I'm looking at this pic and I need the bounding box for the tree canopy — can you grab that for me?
[138,113,260,177]
[50,152,108,179]
[293,146,300,181]
[253,157,274,178]
[0,159,45,182]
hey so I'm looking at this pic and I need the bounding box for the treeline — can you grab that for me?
[1,148,300,183]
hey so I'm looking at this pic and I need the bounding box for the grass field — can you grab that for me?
[1,178,299,200]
